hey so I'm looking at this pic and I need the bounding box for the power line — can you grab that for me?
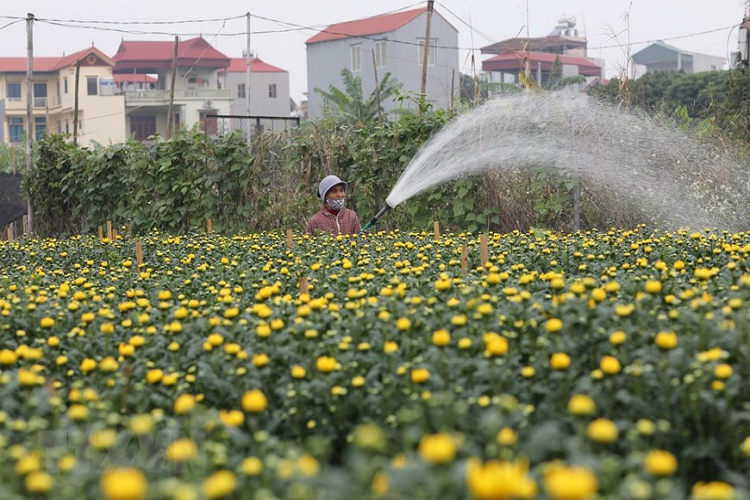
[0,14,246,25]
[587,24,737,51]
[0,19,23,31]
[434,1,497,46]
[4,11,741,56]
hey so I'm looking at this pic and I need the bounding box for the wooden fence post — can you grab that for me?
[286,229,293,250]
[135,239,143,268]
[461,244,468,275]
[480,234,489,267]
[207,218,212,235]
[106,220,113,240]
[433,221,441,242]
[299,277,309,297]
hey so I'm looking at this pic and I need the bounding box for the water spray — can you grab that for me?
[361,203,392,232]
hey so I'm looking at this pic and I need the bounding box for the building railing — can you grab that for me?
[123,89,233,105]
[3,96,60,109]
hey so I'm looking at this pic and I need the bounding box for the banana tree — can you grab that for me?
[315,69,400,126]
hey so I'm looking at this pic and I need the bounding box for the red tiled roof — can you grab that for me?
[0,57,58,72]
[306,7,456,44]
[482,51,602,77]
[220,57,287,73]
[112,37,230,70]
[113,74,158,83]
[0,47,114,73]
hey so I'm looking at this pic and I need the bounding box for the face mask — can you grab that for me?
[327,198,345,210]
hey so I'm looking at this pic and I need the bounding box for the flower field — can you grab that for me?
[1,227,749,500]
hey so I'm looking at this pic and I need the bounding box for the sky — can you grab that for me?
[1,0,746,104]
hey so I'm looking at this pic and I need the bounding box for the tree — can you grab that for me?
[314,69,400,126]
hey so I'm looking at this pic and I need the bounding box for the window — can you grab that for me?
[418,39,437,66]
[87,77,98,96]
[34,83,47,98]
[34,82,47,107]
[65,121,69,134]
[174,113,180,130]
[9,117,23,143]
[7,83,21,100]
[35,117,46,140]
[351,44,362,72]
[237,84,246,99]
[64,78,68,94]
[57,122,62,134]
[268,84,277,99]
[374,41,387,67]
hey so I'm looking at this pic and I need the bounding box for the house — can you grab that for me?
[112,37,233,139]
[0,46,126,147]
[219,56,291,117]
[480,16,603,88]
[305,7,459,119]
[632,42,726,74]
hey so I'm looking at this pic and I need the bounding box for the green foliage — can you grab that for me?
[717,67,750,141]
[590,70,729,119]
[24,130,305,237]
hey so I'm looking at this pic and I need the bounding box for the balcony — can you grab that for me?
[3,96,60,109]
[123,89,233,105]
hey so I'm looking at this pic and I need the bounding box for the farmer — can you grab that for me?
[306,175,361,236]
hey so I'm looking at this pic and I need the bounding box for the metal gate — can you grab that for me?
[204,115,300,139]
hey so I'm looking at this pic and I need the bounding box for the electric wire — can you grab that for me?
[2,12,741,54]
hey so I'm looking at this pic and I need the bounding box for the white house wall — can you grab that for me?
[225,71,290,117]
[307,11,459,119]
[692,54,726,72]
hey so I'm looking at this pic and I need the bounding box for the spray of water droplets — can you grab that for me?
[386,92,749,230]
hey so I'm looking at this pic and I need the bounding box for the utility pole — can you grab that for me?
[246,12,252,116]
[25,12,34,234]
[419,0,434,105]
[372,51,383,122]
[524,0,531,84]
[73,60,80,146]
[166,36,179,138]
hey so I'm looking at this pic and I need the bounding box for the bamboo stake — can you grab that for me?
[98,226,104,240]
[286,229,293,249]
[22,215,27,234]
[6,226,13,242]
[433,221,441,242]
[207,218,212,235]
[298,277,309,297]
[135,239,143,267]
[461,244,468,275]
[106,221,113,240]
[480,234,489,267]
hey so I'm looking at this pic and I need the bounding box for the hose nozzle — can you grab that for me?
[361,203,392,232]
